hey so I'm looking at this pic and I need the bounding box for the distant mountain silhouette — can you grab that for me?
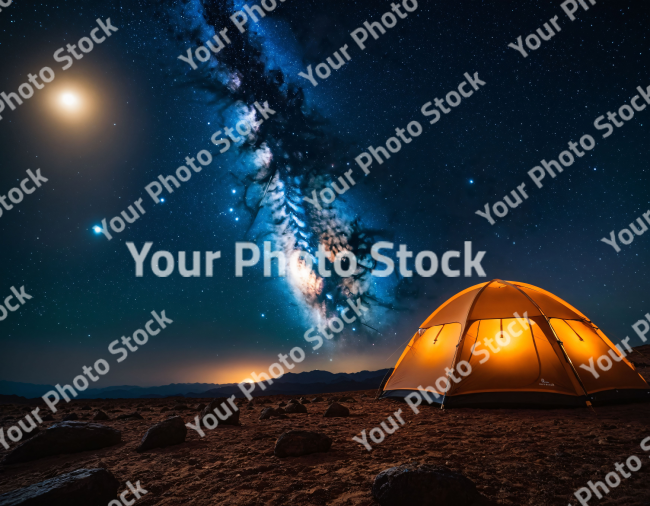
[0,369,392,400]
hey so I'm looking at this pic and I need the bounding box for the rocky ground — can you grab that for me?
[1,346,649,506]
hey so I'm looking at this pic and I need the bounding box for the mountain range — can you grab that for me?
[0,369,392,402]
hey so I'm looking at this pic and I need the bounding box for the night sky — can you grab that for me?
[0,0,649,389]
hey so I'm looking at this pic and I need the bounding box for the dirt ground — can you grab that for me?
[1,348,649,506]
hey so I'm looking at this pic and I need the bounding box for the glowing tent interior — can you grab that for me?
[379,280,650,407]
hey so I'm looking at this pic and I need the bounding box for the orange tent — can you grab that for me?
[379,280,650,407]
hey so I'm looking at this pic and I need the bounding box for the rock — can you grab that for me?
[275,407,286,414]
[92,410,110,421]
[284,403,308,414]
[79,405,92,411]
[194,403,206,412]
[275,414,289,419]
[115,412,144,421]
[300,399,311,404]
[274,430,332,458]
[200,398,240,426]
[323,402,349,418]
[0,468,119,506]
[42,414,54,422]
[311,397,324,403]
[278,401,287,407]
[160,407,170,412]
[62,413,78,421]
[172,404,188,411]
[287,399,299,405]
[371,464,489,506]
[22,428,40,441]
[2,422,121,465]
[259,408,277,420]
[136,416,187,452]
[339,397,356,403]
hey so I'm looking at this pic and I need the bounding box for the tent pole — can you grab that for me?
[502,280,593,407]
[440,280,495,408]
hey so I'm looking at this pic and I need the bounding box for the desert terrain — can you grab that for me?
[1,346,649,506]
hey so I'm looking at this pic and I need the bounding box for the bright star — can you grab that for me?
[469,179,474,184]
[93,226,101,234]
[160,198,165,203]
[232,189,236,194]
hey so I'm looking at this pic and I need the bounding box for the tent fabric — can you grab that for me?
[380,280,650,407]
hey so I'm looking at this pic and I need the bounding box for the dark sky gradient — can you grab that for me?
[0,0,648,388]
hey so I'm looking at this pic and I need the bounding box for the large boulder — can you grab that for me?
[2,422,121,465]
[372,464,490,506]
[323,402,349,418]
[136,416,187,452]
[274,430,332,458]
[0,468,119,506]
[284,403,308,414]
[200,398,239,426]
[22,427,40,441]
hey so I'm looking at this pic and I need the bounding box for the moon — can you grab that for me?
[59,92,81,110]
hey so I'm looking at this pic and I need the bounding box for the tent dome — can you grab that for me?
[379,280,649,407]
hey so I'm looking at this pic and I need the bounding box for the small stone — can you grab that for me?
[284,403,308,414]
[115,412,144,421]
[274,430,332,458]
[259,408,277,420]
[92,410,110,421]
[200,398,240,426]
[137,416,187,452]
[372,464,490,506]
[323,402,349,418]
